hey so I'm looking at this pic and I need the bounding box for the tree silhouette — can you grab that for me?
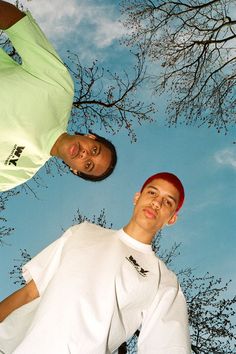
[67,50,155,143]
[180,269,236,353]
[9,248,31,286]
[0,190,18,246]
[121,0,236,133]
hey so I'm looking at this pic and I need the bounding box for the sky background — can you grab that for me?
[0,0,236,305]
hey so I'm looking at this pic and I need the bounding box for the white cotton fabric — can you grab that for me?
[0,222,191,353]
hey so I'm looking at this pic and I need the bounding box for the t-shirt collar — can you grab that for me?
[118,228,153,254]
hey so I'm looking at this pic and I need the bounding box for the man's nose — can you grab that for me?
[79,149,88,159]
[151,197,162,210]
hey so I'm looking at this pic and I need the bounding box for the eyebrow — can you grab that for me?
[97,143,101,155]
[147,186,177,205]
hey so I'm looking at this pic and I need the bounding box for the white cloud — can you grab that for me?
[90,14,126,48]
[23,0,83,37]
[19,0,126,48]
[215,148,236,170]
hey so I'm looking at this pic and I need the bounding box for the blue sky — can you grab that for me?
[0,0,236,301]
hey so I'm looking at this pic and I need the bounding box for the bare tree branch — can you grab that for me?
[67,50,155,143]
[122,0,236,133]
[0,190,18,246]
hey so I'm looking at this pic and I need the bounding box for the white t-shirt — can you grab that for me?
[0,222,191,354]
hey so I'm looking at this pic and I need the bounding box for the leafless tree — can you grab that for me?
[71,207,113,229]
[9,248,31,285]
[121,0,236,133]
[67,50,155,143]
[0,190,18,246]
[179,269,236,353]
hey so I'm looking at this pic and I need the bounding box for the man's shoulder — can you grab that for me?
[5,11,74,94]
[158,258,179,289]
[61,222,118,250]
[68,221,116,237]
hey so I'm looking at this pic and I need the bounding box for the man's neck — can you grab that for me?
[123,221,156,245]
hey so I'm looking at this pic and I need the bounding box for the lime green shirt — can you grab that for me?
[0,11,74,191]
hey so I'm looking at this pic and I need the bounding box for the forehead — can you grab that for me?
[143,178,180,199]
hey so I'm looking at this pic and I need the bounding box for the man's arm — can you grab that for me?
[0,0,25,30]
[0,279,39,322]
[137,283,191,353]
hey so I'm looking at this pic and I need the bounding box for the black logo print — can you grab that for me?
[126,255,149,277]
[5,145,25,166]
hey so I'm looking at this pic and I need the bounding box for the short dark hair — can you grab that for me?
[68,131,117,182]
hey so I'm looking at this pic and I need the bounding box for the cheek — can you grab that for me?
[69,160,84,171]
[133,205,143,218]
[164,212,174,224]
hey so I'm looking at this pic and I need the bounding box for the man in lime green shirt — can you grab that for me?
[0,1,117,192]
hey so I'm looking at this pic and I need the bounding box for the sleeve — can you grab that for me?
[4,11,73,92]
[22,227,73,296]
[137,274,191,353]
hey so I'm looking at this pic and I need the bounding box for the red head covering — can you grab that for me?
[140,172,185,212]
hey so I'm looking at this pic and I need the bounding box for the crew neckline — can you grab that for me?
[118,229,153,254]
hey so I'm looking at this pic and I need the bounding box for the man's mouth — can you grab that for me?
[143,207,157,219]
[69,143,79,159]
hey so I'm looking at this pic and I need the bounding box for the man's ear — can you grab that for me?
[70,167,78,174]
[85,133,96,140]
[133,192,141,205]
[167,213,178,226]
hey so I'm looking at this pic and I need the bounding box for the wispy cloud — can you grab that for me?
[215,148,236,170]
[89,14,126,48]
[186,184,224,214]
[19,0,126,48]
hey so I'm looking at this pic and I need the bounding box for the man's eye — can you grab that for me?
[148,190,156,196]
[164,199,172,207]
[92,147,97,155]
[85,161,92,170]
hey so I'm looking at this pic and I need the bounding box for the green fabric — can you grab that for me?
[0,11,74,191]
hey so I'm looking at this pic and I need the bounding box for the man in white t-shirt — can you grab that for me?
[0,172,191,353]
[0,1,117,192]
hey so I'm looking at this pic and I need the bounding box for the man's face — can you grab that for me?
[132,178,180,236]
[57,134,112,177]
